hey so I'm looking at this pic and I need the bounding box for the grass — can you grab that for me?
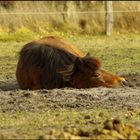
[0,109,140,139]
[69,34,140,74]
[0,31,140,81]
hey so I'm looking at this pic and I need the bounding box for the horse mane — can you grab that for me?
[19,42,78,89]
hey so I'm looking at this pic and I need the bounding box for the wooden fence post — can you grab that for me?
[105,1,113,36]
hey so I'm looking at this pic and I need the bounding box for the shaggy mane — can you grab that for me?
[19,42,77,89]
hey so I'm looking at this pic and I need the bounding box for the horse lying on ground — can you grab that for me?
[16,36,127,90]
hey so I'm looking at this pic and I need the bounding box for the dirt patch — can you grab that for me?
[123,74,140,87]
[0,74,140,113]
[0,79,19,91]
[0,87,140,113]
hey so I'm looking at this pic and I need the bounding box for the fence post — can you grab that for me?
[105,1,113,36]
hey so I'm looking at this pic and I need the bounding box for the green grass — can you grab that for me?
[68,34,140,74]
[0,31,140,81]
[0,109,140,139]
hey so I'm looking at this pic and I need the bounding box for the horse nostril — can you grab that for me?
[121,79,128,86]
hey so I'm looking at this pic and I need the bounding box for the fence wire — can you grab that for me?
[0,10,140,15]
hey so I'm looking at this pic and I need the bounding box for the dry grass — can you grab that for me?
[0,1,140,34]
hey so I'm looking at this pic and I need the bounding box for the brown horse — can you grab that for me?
[16,36,127,90]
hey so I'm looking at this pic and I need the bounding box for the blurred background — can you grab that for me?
[0,1,140,35]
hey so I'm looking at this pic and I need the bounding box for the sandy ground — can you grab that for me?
[0,74,139,113]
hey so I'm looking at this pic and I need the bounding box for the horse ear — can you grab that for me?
[86,52,90,56]
[83,57,101,71]
[58,64,75,81]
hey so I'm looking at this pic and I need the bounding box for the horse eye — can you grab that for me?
[93,73,100,78]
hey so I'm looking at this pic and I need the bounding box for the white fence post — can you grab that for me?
[105,1,113,36]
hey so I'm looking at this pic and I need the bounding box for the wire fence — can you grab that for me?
[0,10,140,15]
